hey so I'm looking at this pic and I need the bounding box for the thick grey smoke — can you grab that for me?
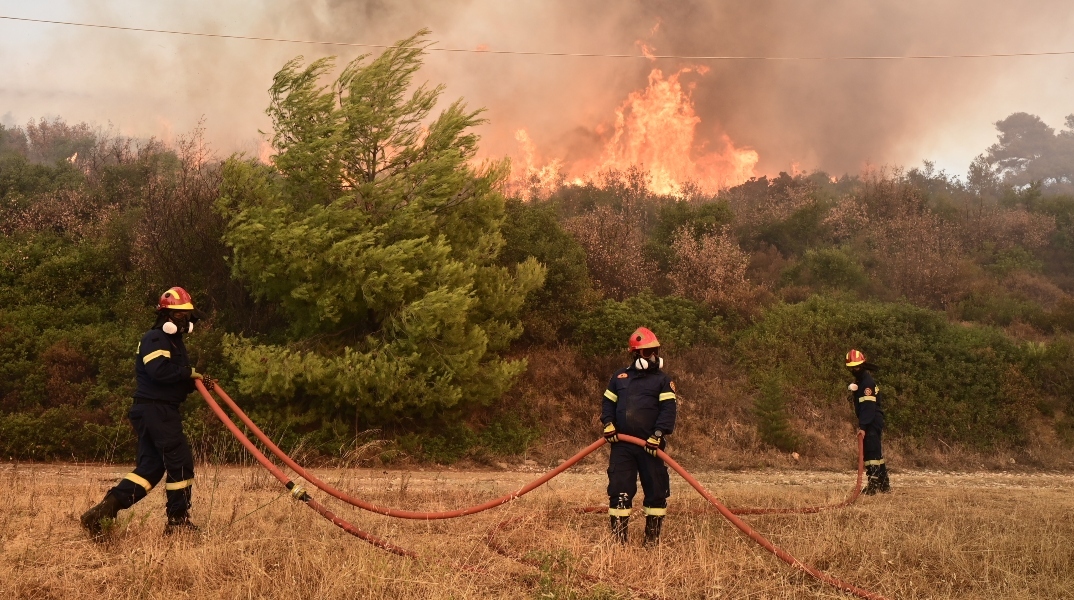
[1,0,1072,176]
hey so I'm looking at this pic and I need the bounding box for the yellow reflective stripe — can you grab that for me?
[604,389,618,402]
[608,508,631,517]
[142,349,171,364]
[864,459,886,466]
[124,473,153,491]
[858,395,877,402]
[659,392,676,401]
[643,507,667,516]
[165,479,194,491]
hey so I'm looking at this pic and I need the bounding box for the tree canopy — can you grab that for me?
[218,31,544,427]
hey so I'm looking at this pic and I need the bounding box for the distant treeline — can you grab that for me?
[2,42,1073,462]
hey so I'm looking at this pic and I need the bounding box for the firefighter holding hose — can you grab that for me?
[80,287,213,537]
[601,327,677,546]
[845,349,890,494]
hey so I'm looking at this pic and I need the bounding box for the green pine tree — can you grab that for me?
[754,373,800,452]
[217,31,545,426]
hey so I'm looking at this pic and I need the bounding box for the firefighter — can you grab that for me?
[601,327,677,546]
[846,349,890,494]
[80,287,213,537]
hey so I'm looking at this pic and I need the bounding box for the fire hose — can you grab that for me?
[195,380,886,600]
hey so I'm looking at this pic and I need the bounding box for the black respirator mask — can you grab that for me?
[633,350,664,371]
[162,313,194,335]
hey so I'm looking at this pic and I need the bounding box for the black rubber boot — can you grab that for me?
[643,515,664,547]
[876,464,891,493]
[164,514,199,535]
[610,516,629,544]
[862,465,879,495]
[80,493,122,539]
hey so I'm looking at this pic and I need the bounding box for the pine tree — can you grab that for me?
[218,31,545,425]
[754,373,800,452]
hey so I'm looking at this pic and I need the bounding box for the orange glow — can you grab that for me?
[510,66,758,198]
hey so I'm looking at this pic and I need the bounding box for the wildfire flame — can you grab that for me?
[511,64,759,198]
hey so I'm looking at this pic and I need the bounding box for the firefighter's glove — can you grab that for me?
[203,375,216,392]
[645,432,665,457]
[603,423,619,443]
[848,383,859,392]
[190,368,203,380]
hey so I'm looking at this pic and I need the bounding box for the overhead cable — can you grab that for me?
[2,14,1074,61]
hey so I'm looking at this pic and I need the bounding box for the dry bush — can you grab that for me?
[962,207,1057,253]
[668,227,763,314]
[563,204,656,300]
[1002,271,1072,310]
[1,188,118,238]
[872,210,969,308]
[129,125,229,301]
[723,176,817,231]
[822,195,871,243]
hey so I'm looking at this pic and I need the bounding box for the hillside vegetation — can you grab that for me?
[2,36,1073,467]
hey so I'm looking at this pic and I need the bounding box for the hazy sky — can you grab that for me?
[2,1,1073,179]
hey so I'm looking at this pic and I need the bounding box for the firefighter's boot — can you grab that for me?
[610,516,629,544]
[876,463,891,493]
[643,515,664,547]
[164,514,199,535]
[862,465,879,495]
[80,493,122,539]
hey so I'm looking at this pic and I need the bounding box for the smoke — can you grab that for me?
[1,0,1072,176]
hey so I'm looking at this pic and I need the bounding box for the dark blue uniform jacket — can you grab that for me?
[851,371,885,428]
[601,365,677,439]
[134,328,195,406]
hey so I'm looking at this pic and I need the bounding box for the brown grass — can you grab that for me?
[3,460,1073,599]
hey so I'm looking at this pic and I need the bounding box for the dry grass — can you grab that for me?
[3,460,1073,599]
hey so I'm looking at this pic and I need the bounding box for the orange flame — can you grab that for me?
[511,65,758,198]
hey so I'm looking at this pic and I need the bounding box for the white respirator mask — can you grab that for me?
[634,356,664,371]
[162,318,194,335]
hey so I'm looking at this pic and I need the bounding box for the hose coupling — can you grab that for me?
[286,481,309,501]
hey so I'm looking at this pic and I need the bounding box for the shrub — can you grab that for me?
[573,291,722,356]
[735,296,1032,449]
[753,373,800,451]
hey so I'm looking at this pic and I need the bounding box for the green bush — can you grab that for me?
[735,295,1032,449]
[573,291,722,356]
[781,247,870,293]
[500,198,592,343]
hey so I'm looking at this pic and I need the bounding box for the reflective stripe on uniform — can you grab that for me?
[124,472,153,491]
[643,506,667,516]
[142,349,172,364]
[659,392,675,401]
[604,389,618,402]
[165,479,194,491]
[858,395,876,402]
[608,507,631,517]
[864,459,886,466]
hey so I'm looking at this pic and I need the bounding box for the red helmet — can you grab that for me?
[845,349,866,367]
[157,287,195,311]
[628,327,660,351]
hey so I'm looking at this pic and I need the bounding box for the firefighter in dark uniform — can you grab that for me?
[80,287,213,537]
[601,327,677,545]
[846,349,890,494]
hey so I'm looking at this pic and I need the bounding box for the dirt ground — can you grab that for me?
[2,459,1073,599]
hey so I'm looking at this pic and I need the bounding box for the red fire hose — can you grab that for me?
[197,381,886,599]
[195,380,415,557]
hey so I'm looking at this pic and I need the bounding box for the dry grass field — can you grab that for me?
[2,458,1073,600]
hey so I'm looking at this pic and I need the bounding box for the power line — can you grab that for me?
[3,13,1074,61]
